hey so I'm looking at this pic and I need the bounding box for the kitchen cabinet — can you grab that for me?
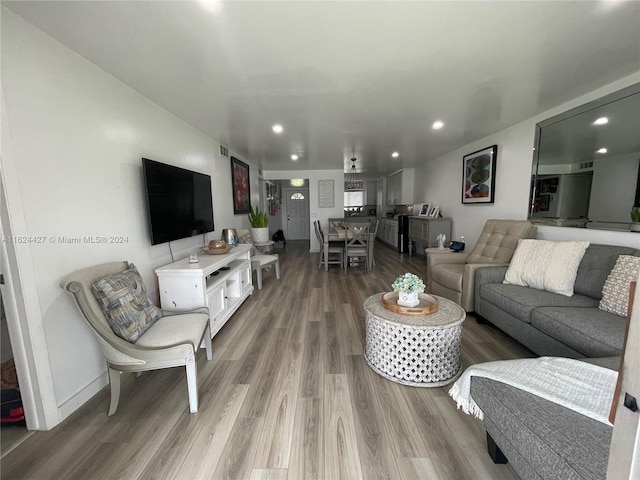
[408,217,452,254]
[155,243,254,338]
[365,180,377,205]
[386,168,415,205]
[377,219,398,248]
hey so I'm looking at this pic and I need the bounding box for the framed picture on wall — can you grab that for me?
[539,194,550,211]
[231,157,251,214]
[462,145,498,204]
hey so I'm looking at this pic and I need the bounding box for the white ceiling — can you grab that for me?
[5,0,640,177]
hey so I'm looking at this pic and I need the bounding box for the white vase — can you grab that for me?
[397,291,419,307]
[251,227,270,243]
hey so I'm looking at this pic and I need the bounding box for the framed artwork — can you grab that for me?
[231,157,251,214]
[428,205,440,217]
[418,203,430,216]
[462,145,498,204]
[539,193,550,211]
[318,179,334,208]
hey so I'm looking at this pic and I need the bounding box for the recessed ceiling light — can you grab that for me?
[432,120,444,130]
[597,147,608,154]
[391,152,399,158]
[593,117,609,126]
[272,124,283,134]
[291,154,299,161]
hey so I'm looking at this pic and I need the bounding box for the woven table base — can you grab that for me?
[363,293,465,387]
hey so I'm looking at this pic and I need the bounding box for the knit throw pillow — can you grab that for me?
[503,239,590,297]
[599,255,640,317]
[92,264,162,343]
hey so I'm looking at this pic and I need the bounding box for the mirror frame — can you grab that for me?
[529,82,640,227]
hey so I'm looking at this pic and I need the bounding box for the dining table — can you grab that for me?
[323,225,375,272]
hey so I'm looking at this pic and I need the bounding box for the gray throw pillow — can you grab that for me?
[92,264,162,343]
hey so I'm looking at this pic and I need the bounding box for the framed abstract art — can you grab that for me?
[462,145,498,204]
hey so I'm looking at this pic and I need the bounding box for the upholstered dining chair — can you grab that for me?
[314,220,343,268]
[344,223,370,274]
[427,219,537,312]
[60,261,212,415]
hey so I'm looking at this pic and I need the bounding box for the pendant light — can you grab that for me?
[345,157,364,191]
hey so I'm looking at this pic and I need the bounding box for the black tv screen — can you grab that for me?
[142,158,215,245]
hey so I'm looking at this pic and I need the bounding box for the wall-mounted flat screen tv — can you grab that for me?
[142,158,215,245]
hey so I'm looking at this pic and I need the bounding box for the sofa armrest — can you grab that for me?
[461,263,509,311]
[475,265,508,285]
[474,266,509,313]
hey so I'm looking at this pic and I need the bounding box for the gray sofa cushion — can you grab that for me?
[479,283,598,324]
[470,377,612,480]
[574,244,640,299]
[531,307,626,357]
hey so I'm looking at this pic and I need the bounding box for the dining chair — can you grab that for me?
[344,223,370,274]
[314,220,342,268]
[369,219,379,270]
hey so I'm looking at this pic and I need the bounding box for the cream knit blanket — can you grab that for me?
[448,357,617,426]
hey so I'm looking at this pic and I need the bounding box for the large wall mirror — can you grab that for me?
[529,83,640,231]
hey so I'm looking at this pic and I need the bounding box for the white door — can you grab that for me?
[285,189,310,240]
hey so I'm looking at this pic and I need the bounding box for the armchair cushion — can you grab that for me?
[92,264,162,343]
[135,312,208,349]
[466,219,536,264]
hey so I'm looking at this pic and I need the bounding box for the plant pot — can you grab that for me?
[397,291,419,308]
[251,227,270,243]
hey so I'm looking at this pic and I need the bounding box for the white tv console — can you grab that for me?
[155,243,254,338]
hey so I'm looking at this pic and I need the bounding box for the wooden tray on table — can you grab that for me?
[381,292,439,316]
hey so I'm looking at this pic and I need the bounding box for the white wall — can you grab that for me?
[264,170,345,252]
[414,72,640,249]
[1,9,259,427]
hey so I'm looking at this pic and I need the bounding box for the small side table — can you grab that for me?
[254,240,275,254]
[363,293,465,387]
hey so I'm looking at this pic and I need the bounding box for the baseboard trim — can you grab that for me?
[58,371,108,421]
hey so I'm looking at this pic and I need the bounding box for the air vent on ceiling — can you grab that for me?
[219,145,229,157]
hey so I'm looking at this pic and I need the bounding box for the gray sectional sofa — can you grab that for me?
[469,243,639,480]
[474,243,639,358]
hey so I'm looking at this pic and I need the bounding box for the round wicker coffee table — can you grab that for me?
[363,293,466,387]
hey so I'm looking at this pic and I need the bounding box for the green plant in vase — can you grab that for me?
[392,272,425,307]
[248,206,270,243]
[248,206,268,228]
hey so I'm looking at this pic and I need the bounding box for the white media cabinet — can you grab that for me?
[155,243,254,338]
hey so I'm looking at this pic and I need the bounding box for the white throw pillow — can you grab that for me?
[599,255,640,317]
[503,239,590,296]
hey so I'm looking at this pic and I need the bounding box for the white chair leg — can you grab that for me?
[108,367,121,416]
[186,357,198,413]
[204,324,213,361]
[256,268,263,290]
[274,257,281,280]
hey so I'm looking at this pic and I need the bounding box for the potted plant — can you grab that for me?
[248,206,269,243]
[392,272,425,307]
[631,206,640,232]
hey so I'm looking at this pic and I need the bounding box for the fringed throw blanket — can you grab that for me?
[448,357,617,426]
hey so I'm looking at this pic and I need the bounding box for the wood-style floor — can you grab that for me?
[1,240,534,480]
